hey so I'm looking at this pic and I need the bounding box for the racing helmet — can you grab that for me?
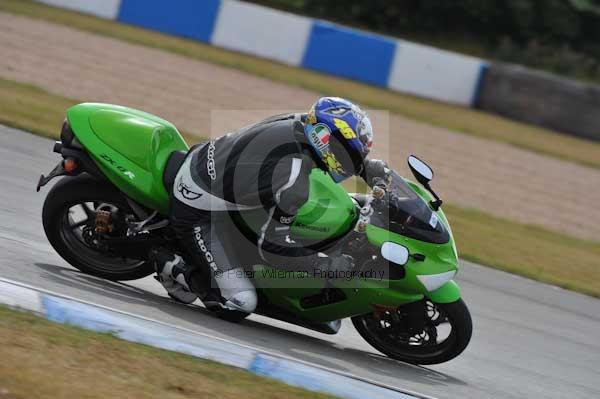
[304,97,373,183]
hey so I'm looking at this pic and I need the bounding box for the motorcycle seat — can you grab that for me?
[162,150,187,192]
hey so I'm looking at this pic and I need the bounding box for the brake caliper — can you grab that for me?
[95,207,114,233]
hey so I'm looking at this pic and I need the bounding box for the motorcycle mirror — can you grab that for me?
[381,242,410,266]
[407,155,434,185]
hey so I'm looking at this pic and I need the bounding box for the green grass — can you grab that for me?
[0,306,336,399]
[0,78,76,140]
[445,205,600,298]
[2,76,599,297]
[0,77,198,142]
[2,0,600,169]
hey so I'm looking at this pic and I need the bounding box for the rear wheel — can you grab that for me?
[42,175,154,281]
[352,299,472,364]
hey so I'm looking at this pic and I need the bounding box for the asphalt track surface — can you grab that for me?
[1,125,599,399]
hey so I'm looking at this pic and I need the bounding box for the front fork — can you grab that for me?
[371,280,461,336]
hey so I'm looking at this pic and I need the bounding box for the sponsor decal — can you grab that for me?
[206,141,216,181]
[309,123,331,151]
[429,212,439,228]
[295,222,329,233]
[356,116,373,149]
[322,151,344,175]
[333,118,356,139]
[230,297,246,307]
[324,106,350,117]
[307,105,317,125]
[193,226,218,272]
[279,215,294,225]
[99,154,136,179]
[177,177,203,200]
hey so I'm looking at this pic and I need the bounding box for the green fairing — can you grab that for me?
[254,266,424,322]
[66,103,189,215]
[292,169,356,240]
[255,179,460,322]
[65,103,462,323]
[427,280,462,303]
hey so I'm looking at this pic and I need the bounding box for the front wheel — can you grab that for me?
[352,299,472,365]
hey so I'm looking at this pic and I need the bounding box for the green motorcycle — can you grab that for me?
[37,103,472,365]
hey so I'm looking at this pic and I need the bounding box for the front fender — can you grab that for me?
[426,280,461,303]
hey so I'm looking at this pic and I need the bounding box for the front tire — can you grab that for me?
[352,299,472,365]
[42,175,154,281]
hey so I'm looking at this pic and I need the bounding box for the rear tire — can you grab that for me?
[42,175,154,281]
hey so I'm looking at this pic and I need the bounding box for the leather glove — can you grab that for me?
[362,159,390,187]
[317,254,355,274]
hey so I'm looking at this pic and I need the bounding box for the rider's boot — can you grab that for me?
[150,248,198,304]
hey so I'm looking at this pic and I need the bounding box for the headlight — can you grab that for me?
[381,242,409,266]
[417,270,456,292]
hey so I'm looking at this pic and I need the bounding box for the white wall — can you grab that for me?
[38,0,122,19]
[211,0,312,66]
[388,41,485,106]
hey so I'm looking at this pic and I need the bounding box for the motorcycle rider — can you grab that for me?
[152,97,388,313]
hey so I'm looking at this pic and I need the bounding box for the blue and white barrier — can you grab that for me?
[0,278,427,399]
[117,0,221,43]
[211,0,311,66]
[302,21,397,87]
[34,0,487,106]
[389,41,488,106]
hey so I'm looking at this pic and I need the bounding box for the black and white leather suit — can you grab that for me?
[169,113,386,313]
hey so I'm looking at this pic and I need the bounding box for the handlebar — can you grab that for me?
[354,172,392,233]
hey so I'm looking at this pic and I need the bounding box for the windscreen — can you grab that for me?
[370,171,450,244]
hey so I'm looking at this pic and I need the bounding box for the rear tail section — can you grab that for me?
[36,119,105,191]
[39,103,189,214]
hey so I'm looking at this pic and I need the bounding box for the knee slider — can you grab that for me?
[224,289,257,313]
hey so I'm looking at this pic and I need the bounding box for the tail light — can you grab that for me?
[63,157,79,173]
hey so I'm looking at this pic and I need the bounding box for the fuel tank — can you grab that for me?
[292,169,356,241]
